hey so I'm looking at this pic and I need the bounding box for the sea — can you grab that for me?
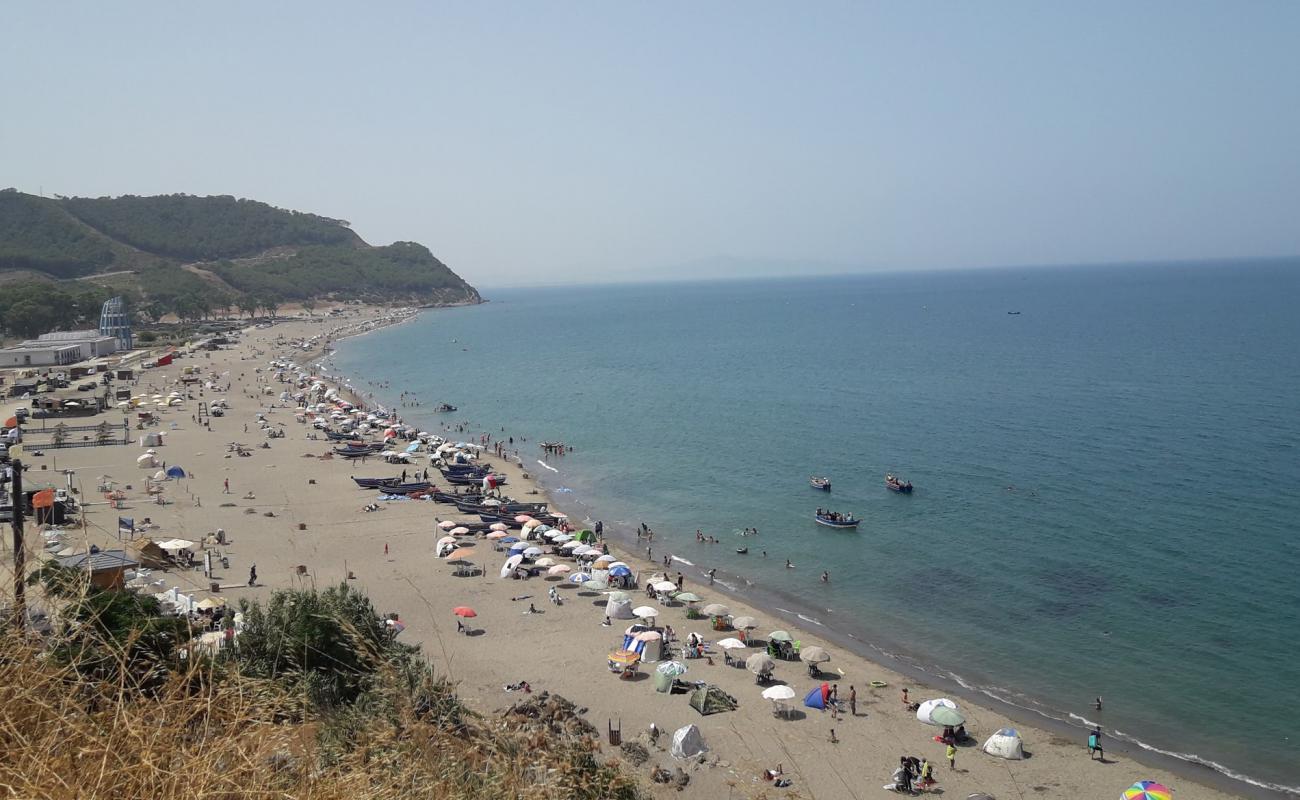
[327,259,1300,797]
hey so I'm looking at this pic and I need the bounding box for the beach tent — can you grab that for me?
[916,698,965,726]
[688,684,738,716]
[804,682,831,710]
[128,539,170,569]
[670,724,707,759]
[982,728,1024,760]
[166,465,186,479]
[605,597,635,619]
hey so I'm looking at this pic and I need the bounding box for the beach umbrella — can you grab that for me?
[450,526,470,535]
[514,515,532,523]
[916,698,965,726]
[501,536,520,544]
[673,592,702,603]
[701,603,731,617]
[593,555,615,565]
[632,605,659,620]
[569,573,592,584]
[607,649,640,667]
[769,630,793,642]
[716,638,747,650]
[656,660,688,677]
[486,531,508,540]
[490,522,508,531]
[635,630,662,642]
[523,517,542,528]
[445,547,476,560]
[452,606,477,618]
[607,561,628,569]
[651,580,677,593]
[761,685,796,701]
[551,512,568,519]
[534,557,556,567]
[561,541,583,550]
[500,554,524,578]
[548,564,572,576]
[609,565,632,578]
[195,598,226,610]
[746,652,775,675]
[552,534,573,543]
[732,616,759,630]
[581,579,607,591]
[436,535,457,548]
[438,521,457,530]
[800,645,831,664]
[522,546,543,557]
[1122,782,1173,800]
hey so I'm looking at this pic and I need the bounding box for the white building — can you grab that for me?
[0,330,119,368]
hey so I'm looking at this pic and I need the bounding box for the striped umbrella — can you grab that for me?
[1122,782,1173,800]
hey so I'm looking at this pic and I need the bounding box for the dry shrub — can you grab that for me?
[0,628,642,800]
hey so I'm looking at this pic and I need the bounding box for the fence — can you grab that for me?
[20,420,131,449]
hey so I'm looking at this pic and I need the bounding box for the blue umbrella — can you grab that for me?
[609,565,632,577]
[569,572,592,584]
[501,537,520,544]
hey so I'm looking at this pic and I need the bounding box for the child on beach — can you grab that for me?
[946,743,957,769]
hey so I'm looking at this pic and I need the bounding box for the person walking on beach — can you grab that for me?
[849,685,857,716]
[677,572,684,590]
[1088,726,1104,760]
[248,564,257,586]
[223,478,230,494]
[707,568,716,585]
[946,742,957,770]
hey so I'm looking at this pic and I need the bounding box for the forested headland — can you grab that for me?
[0,189,481,338]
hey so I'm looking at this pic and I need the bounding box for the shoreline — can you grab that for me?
[7,304,1281,800]
[323,305,1291,800]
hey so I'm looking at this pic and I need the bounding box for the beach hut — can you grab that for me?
[982,727,1025,760]
[670,724,707,759]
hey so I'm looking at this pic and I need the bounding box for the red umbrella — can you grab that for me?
[452,606,477,618]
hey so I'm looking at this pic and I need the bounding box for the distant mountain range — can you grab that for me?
[0,189,481,314]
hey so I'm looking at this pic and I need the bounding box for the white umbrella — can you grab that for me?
[560,541,583,550]
[732,616,759,630]
[651,580,678,592]
[761,685,796,701]
[632,606,659,620]
[490,522,508,531]
[499,553,524,578]
[701,603,731,617]
[522,546,543,557]
[800,646,831,664]
[572,545,596,556]
[547,565,571,576]
[450,527,470,535]
[716,638,747,650]
[438,521,457,530]
[534,557,556,567]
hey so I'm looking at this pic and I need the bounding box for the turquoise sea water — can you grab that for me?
[329,261,1300,796]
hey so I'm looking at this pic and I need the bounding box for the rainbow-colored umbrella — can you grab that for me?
[1122,781,1172,800]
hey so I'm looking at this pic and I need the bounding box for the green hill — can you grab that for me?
[0,189,481,336]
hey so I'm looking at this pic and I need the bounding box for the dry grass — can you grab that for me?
[0,626,642,800]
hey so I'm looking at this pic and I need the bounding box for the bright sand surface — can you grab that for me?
[4,308,1246,800]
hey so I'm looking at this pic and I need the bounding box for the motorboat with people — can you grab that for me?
[436,403,457,413]
[810,476,831,491]
[885,473,913,493]
[814,509,860,529]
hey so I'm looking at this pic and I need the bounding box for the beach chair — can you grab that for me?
[607,718,621,746]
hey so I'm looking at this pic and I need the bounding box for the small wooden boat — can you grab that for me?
[352,476,400,489]
[736,547,748,554]
[814,512,860,529]
[373,481,433,494]
[885,473,913,493]
[810,476,832,491]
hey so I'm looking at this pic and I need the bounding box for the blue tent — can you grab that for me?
[404,442,421,453]
[803,683,830,710]
[166,465,186,479]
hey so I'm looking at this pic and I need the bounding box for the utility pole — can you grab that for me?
[10,459,25,631]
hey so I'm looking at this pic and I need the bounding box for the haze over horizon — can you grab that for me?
[6,2,1299,287]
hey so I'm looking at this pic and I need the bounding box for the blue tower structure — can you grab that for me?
[99,296,132,351]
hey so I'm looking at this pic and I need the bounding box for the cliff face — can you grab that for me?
[0,189,481,307]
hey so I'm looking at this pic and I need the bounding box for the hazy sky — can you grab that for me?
[6,2,1299,286]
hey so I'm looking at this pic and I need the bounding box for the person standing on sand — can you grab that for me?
[677,572,684,590]
[248,564,257,586]
[946,742,956,770]
[849,685,857,716]
[224,478,230,494]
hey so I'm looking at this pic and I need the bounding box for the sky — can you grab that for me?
[4,2,1300,287]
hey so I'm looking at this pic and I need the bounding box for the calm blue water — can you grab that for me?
[330,261,1300,795]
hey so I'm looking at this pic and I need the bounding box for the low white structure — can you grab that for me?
[0,330,119,368]
[982,727,1025,759]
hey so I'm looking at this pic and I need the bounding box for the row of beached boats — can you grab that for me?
[810,472,915,530]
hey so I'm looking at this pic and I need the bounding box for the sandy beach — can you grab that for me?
[3,307,1248,800]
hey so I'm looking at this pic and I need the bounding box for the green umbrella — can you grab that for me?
[656,660,688,676]
[673,592,702,603]
[769,630,793,642]
[930,706,966,726]
[581,579,607,591]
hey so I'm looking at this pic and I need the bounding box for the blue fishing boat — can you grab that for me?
[814,510,860,529]
[810,476,832,491]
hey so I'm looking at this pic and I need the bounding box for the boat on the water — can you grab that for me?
[814,509,860,529]
[810,476,831,491]
[436,403,457,413]
[736,547,748,554]
[885,473,913,493]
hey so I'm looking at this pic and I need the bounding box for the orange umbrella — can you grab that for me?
[453,606,477,618]
[446,547,476,560]
[32,489,56,509]
[3,416,16,428]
